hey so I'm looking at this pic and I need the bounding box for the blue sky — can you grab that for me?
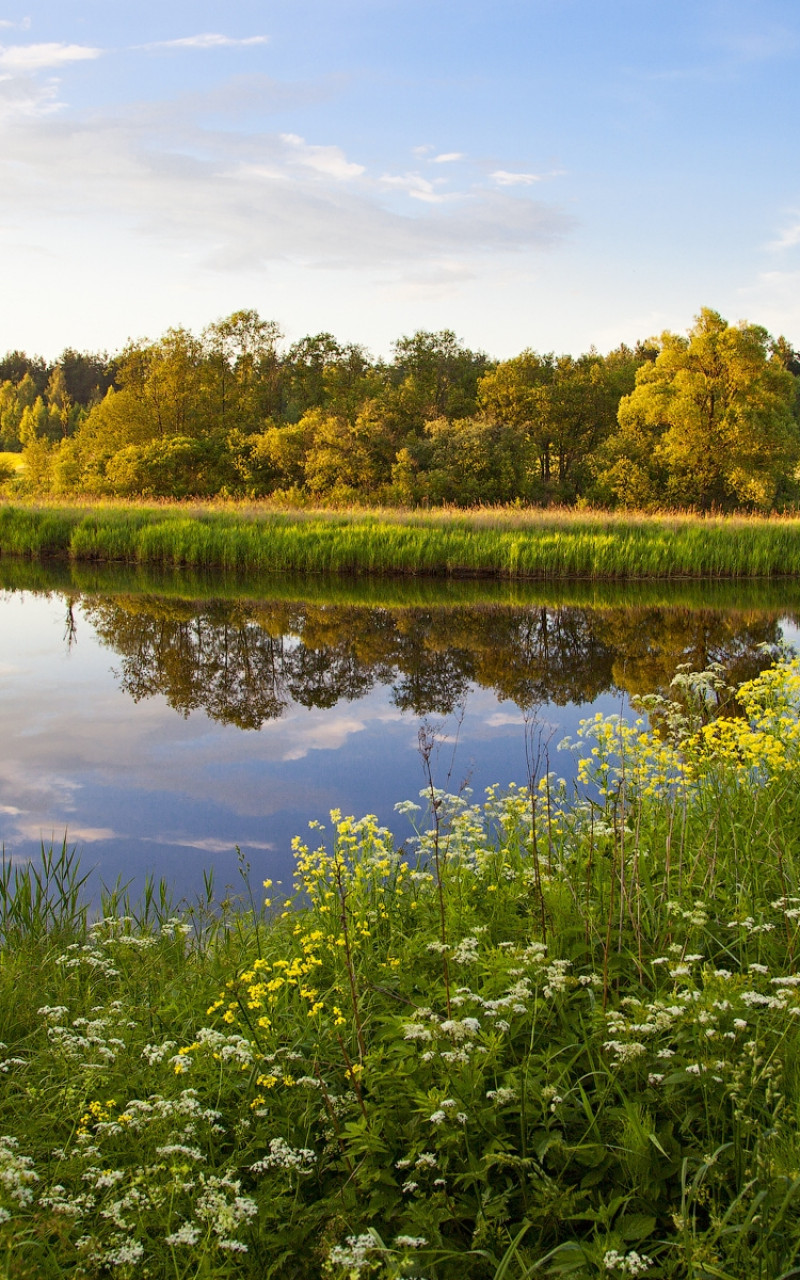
[0,0,798,359]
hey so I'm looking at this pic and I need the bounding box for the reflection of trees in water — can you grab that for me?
[80,595,790,730]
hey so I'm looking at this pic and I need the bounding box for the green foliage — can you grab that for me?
[5,502,800,580]
[1,660,800,1275]
[3,307,800,508]
[605,310,800,511]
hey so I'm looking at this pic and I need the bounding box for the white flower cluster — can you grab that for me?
[328,1232,384,1273]
[193,1173,257,1249]
[251,1137,317,1172]
[0,1136,39,1207]
[603,1249,653,1275]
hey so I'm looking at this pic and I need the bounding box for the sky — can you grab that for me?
[0,0,798,361]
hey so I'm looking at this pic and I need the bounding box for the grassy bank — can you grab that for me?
[2,660,800,1277]
[3,500,800,578]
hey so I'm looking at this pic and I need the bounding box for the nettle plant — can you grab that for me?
[0,659,799,1278]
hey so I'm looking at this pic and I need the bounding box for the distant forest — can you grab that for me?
[1,308,799,510]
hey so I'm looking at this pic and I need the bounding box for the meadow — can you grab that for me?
[2,500,800,579]
[2,658,800,1277]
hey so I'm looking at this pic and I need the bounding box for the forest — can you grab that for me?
[1,307,799,511]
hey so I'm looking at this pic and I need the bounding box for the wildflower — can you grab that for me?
[603,1250,653,1276]
[251,1138,316,1172]
[0,1137,38,1205]
[165,1223,201,1247]
[328,1233,383,1272]
[486,1087,517,1104]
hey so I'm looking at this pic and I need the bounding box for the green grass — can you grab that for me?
[6,546,800,611]
[4,499,800,579]
[1,659,800,1276]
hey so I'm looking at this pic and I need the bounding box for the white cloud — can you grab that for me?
[279,132,365,180]
[379,171,454,204]
[0,69,573,287]
[144,34,269,52]
[433,152,464,164]
[0,42,101,73]
[491,169,544,187]
[0,19,31,31]
[282,714,366,761]
[60,825,118,843]
[0,75,61,121]
[8,819,114,844]
[144,834,274,854]
[769,217,800,251]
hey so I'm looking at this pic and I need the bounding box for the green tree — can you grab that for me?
[612,309,800,510]
[202,310,282,432]
[116,328,207,440]
[45,366,77,439]
[390,330,490,424]
[0,373,37,450]
[303,404,394,497]
[419,416,519,505]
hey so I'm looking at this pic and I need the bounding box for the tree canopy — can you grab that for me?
[1,308,797,511]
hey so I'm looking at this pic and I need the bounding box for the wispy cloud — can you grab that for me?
[144,834,274,854]
[769,216,800,252]
[279,131,364,180]
[143,34,269,52]
[484,711,525,727]
[0,18,30,31]
[491,169,544,187]
[433,152,464,164]
[0,58,573,283]
[0,42,101,73]
[379,170,455,204]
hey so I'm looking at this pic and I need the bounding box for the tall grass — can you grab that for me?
[3,500,800,578]
[1,659,800,1275]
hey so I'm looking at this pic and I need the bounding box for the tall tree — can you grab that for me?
[390,330,491,423]
[202,310,282,431]
[613,309,800,510]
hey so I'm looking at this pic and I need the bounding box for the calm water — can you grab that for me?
[1,560,798,903]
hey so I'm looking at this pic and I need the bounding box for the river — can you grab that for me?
[1,559,798,903]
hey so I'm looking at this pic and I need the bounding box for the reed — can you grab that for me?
[3,500,800,580]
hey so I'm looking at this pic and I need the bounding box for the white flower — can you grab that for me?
[603,1249,653,1275]
[251,1138,316,1172]
[165,1223,201,1246]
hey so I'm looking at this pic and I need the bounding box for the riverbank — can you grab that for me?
[2,658,800,1277]
[2,500,800,579]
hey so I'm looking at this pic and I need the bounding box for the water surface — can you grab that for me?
[1,561,798,902]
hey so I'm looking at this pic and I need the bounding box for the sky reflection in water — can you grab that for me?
[0,574,797,903]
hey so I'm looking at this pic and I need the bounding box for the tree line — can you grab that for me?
[2,307,799,510]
